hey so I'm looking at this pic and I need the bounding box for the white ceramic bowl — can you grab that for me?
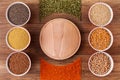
[6,27,31,52]
[88,2,113,27]
[88,27,113,52]
[6,2,31,27]
[88,52,114,77]
[6,52,31,76]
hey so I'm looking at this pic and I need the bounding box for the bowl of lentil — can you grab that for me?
[6,2,31,26]
[88,27,113,51]
[88,52,114,77]
[6,27,31,52]
[6,52,31,76]
[88,2,113,27]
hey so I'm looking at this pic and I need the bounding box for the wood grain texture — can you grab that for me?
[0,0,120,80]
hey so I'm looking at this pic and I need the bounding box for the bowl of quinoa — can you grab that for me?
[88,2,113,27]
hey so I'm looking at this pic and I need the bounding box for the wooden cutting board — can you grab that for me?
[0,0,120,80]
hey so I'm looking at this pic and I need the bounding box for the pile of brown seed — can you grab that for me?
[89,53,110,75]
[8,53,30,74]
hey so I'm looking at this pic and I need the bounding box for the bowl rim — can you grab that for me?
[88,2,113,27]
[88,51,114,77]
[6,27,31,52]
[39,18,81,60]
[88,27,113,52]
[6,1,31,27]
[6,51,31,76]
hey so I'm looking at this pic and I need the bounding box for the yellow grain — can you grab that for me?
[8,28,29,50]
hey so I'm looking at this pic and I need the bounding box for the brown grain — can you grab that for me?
[8,53,30,74]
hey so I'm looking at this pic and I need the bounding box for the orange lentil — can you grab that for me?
[40,58,81,80]
[90,28,111,50]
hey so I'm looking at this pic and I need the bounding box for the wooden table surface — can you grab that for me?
[0,0,120,80]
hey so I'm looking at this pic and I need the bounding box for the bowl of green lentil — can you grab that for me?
[6,2,31,26]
